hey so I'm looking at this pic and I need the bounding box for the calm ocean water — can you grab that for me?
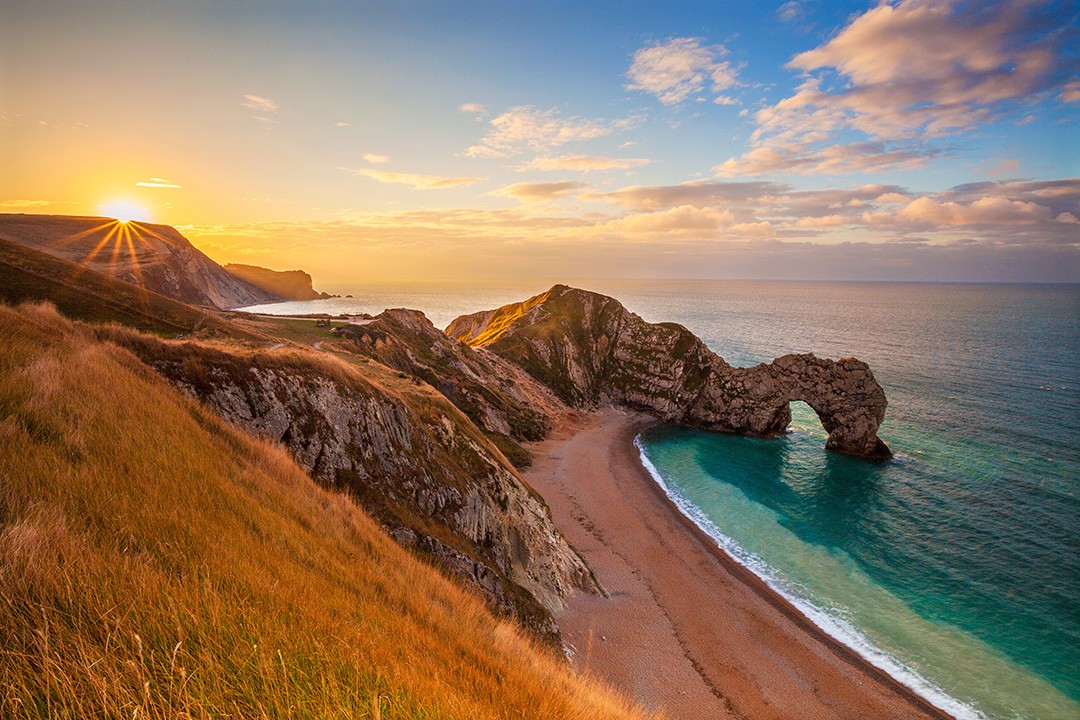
[243,280,1080,720]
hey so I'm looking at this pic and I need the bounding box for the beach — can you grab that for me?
[523,407,954,720]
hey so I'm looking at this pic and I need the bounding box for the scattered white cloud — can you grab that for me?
[463,106,636,158]
[351,168,484,189]
[626,37,739,105]
[1061,80,1080,103]
[720,0,1079,176]
[865,196,1052,228]
[362,153,390,164]
[335,121,352,127]
[777,1,804,23]
[519,155,652,172]
[240,94,278,113]
[459,102,488,119]
[490,181,587,203]
[715,140,939,177]
[135,177,182,189]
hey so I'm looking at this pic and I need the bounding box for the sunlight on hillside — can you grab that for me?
[0,302,655,720]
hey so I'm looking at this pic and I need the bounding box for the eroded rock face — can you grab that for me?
[448,285,892,460]
[98,327,598,642]
[333,309,556,440]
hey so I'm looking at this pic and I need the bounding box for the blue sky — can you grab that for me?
[2,0,1078,281]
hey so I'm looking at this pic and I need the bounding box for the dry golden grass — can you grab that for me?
[0,302,656,720]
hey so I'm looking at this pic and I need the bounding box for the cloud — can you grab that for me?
[777,2,804,23]
[135,177,182,189]
[240,94,278,113]
[0,199,76,208]
[593,205,736,235]
[872,196,1054,227]
[715,140,940,176]
[459,102,488,119]
[519,155,652,172]
[181,177,1080,283]
[586,181,789,211]
[626,37,739,105]
[335,121,352,127]
[463,106,635,158]
[362,153,390,164]
[490,181,587,203]
[724,0,1080,176]
[1061,80,1080,103]
[351,168,484,189]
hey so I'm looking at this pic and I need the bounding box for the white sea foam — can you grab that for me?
[634,435,987,720]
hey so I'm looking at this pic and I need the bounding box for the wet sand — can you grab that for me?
[523,407,953,720]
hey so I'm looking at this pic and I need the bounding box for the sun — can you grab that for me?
[99,200,152,224]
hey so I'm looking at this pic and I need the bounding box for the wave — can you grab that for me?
[634,434,986,720]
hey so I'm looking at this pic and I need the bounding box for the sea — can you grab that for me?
[241,280,1080,720]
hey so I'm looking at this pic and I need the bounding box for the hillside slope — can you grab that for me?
[0,302,651,719]
[0,236,265,340]
[332,308,569,467]
[449,284,891,459]
[0,238,594,638]
[99,324,597,638]
[0,214,279,309]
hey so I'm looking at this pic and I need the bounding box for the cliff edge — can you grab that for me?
[448,284,892,460]
[224,263,331,301]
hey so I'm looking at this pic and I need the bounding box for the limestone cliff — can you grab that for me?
[0,214,280,309]
[448,284,892,460]
[224,263,331,301]
[97,326,598,641]
[331,308,568,466]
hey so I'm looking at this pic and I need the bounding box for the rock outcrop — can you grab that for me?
[448,284,892,460]
[97,326,598,641]
[0,214,281,309]
[224,263,331,301]
[332,309,568,466]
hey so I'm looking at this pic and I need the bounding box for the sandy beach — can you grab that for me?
[524,407,954,720]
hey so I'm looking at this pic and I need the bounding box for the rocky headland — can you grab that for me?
[448,284,891,460]
[224,263,332,301]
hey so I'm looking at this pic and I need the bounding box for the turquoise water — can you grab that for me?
[243,280,1080,720]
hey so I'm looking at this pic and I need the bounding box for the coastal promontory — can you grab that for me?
[448,284,892,460]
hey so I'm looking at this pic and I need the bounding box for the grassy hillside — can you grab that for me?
[0,236,265,341]
[0,302,653,719]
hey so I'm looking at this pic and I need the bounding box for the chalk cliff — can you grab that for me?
[331,308,569,466]
[448,284,892,460]
[97,325,597,641]
[224,263,331,301]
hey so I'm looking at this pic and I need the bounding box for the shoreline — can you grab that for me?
[523,407,955,720]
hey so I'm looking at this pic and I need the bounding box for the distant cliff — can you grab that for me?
[0,214,283,309]
[224,263,330,301]
[448,284,892,460]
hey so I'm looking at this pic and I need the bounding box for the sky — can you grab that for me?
[2,0,1078,283]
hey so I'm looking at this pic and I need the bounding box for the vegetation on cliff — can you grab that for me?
[0,302,650,719]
